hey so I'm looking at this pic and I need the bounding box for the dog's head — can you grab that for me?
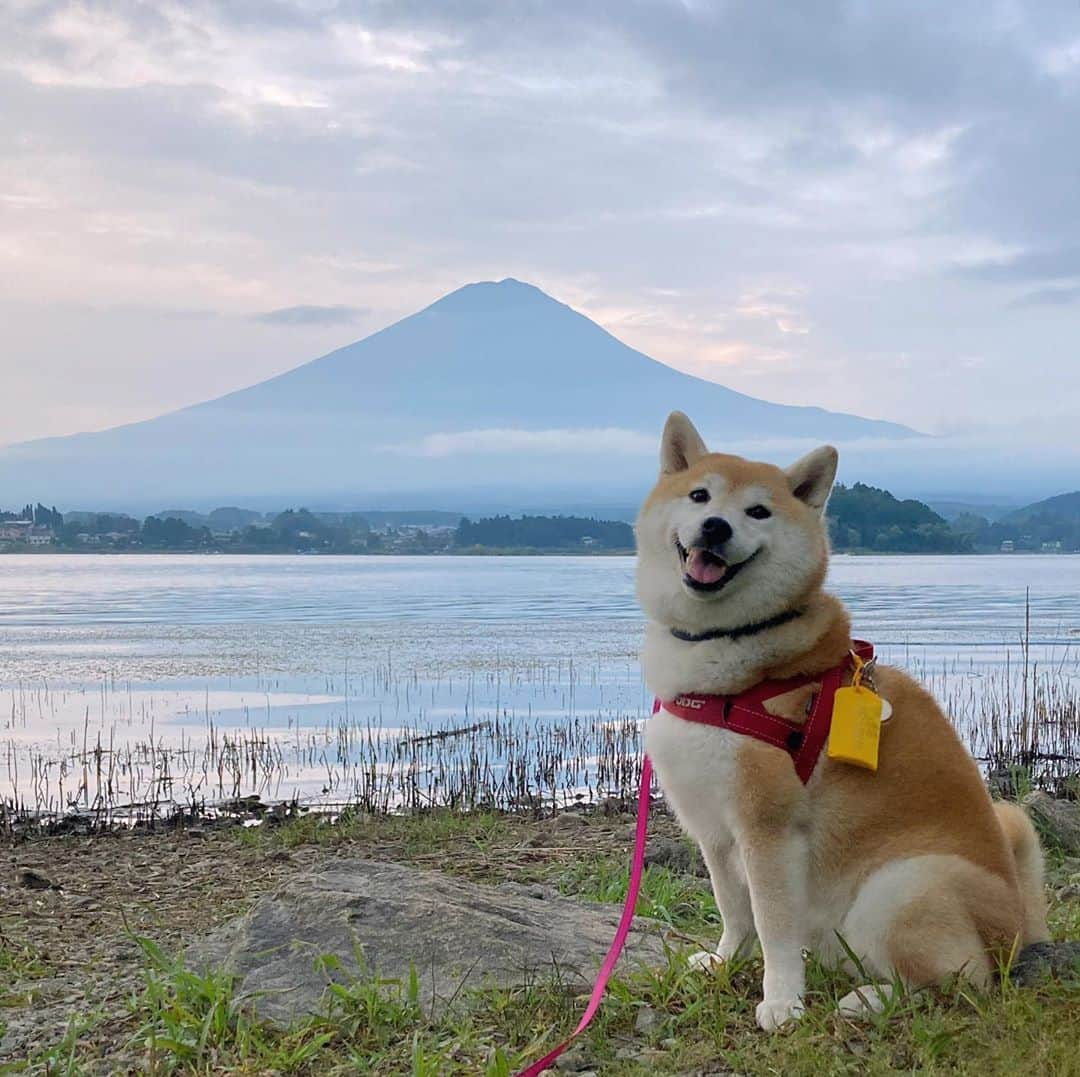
[635,411,837,629]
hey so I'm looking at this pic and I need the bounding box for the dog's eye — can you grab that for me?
[689,488,710,504]
[746,505,772,519]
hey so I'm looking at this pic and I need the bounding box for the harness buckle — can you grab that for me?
[860,656,878,692]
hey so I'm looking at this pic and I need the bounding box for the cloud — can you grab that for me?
[388,428,659,458]
[4,0,1080,446]
[957,246,1080,284]
[1010,285,1080,307]
[386,426,933,462]
[252,304,367,327]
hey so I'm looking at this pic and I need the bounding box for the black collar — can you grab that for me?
[670,607,805,643]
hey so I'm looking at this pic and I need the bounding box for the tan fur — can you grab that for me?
[763,595,850,680]
[995,801,1050,944]
[762,682,819,723]
[639,413,1048,1028]
[645,452,793,506]
[807,666,1019,886]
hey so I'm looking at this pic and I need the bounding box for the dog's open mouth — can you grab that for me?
[676,538,758,593]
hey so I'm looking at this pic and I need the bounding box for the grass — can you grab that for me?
[0,937,48,983]
[15,812,1080,1076]
[0,935,49,1017]
[38,926,1080,1075]
[558,852,722,936]
[232,805,513,856]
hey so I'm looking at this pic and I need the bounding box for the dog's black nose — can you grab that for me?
[700,516,733,545]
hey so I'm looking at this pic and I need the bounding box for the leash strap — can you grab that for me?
[514,754,653,1077]
[513,641,874,1072]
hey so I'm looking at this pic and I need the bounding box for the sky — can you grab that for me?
[4,1,1080,449]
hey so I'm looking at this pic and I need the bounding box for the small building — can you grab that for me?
[1000,540,1015,553]
[1041,541,1063,553]
[0,520,32,541]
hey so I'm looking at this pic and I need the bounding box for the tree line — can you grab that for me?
[0,503,63,528]
[454,514,634,551]
[830,483,1080,552]
[3,483,1078,554]
[827,483,971,553]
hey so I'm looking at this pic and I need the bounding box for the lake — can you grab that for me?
[1,554,1078,820]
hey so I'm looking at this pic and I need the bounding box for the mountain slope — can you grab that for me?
[200,279,914,434]
[1005,490,1080,524]
[0,279,918,508]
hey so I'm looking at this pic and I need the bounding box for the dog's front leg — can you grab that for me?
[742,828,809,1031]
[689,839,756,971]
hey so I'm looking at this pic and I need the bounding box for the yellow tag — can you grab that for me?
[827,686,882,771]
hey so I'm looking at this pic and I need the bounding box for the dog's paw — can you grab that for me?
[755,996,805,1031]
[687,949,725,973]
[837,983,893,1018]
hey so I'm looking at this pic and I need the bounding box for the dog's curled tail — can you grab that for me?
[994,801,1050,945]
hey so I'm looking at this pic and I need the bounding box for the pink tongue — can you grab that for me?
[686,548,727,585]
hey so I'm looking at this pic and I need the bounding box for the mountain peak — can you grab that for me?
[0,277,921,507]
[426,278,563,315]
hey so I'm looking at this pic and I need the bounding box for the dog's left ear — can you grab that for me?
[785,446,838,513]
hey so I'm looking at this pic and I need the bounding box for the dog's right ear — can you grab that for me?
[660,412,708,474]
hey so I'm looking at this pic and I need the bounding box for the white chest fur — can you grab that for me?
[643,623,767,700]
[644,708,743,846]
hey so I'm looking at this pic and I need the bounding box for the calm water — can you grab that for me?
[1,554,1078,817]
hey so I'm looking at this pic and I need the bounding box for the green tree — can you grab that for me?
[827,484,971,553]
[141,516,211,549]
[454,514,634,551]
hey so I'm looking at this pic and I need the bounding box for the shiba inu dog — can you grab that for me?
[638,412,1048,1030]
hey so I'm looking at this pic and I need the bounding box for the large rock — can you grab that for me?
[1010,941,1080,987]
[1023,792,1080,855]
[644,836,708,878]
[192,859,666,1025]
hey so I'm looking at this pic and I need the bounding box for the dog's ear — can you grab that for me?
[660,412,708,474]
[785,445,838,512]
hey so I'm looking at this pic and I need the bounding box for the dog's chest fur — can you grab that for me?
[644,709,745,843]
[642,625,793,843]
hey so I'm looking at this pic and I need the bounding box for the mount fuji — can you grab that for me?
[0,279,918,510]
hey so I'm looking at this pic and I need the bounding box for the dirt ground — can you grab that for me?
[0,808,676,1067]
[5,804,1076,1075]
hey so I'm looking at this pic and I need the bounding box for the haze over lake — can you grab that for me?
[2,554,1078,818]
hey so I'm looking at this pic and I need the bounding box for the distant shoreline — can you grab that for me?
[2,548,1077,557]
[8,481,1080,556]
[0,546,636,557]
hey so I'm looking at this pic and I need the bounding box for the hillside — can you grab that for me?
[828,483,969,553]
[4,489,967,555]
[1005,490,1080,524]
[949,489,1080,552]
[0,279,916,508]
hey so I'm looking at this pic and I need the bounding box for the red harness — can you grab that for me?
[655,639,874,784]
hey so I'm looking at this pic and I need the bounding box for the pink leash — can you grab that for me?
[514,754,654,1077]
